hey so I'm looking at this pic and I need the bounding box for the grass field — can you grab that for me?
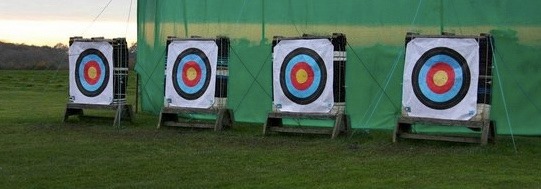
[1,70,540,188]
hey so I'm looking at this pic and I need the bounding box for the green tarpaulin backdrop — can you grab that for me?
[136,0,541,135]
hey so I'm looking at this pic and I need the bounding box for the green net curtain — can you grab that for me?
[136,0,541,135]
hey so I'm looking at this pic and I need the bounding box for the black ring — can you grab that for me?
[411,47,471,110]
[74,49,110,97]
[279,47,327,105]
[172,48,212,100]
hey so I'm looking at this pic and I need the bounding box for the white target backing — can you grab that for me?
[403,38,479,120]
[69,41,114,105]
[165,40,217,108]
[273,39,334,113]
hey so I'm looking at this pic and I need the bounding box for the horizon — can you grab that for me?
[0,0,136,46]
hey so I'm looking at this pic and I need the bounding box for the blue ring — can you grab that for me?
[411,46,471,110]
[176,54,207,94]
[284,54,321,98]
[74,48,110,97]
[279,47,327,105]
[418,54,463,102]
[172,48,212,100]
[78,54,107,92]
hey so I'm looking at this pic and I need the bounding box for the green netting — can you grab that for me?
[136,0,541,135]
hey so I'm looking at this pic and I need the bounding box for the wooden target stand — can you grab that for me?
[263,104,350,139]
[63,37,134,125]
[263,33,350,139]
[394,116,495,145]
[157,36,233,131]
[393,33,496,145]
[63,103,134,124]
[158,106,233,131]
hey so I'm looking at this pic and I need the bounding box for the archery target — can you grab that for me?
[173,48,211,100]
[403,38,479,120]
[273,39,334,113]
[69,41,114,105]
[165,40,217,108]
[281,47,327,105]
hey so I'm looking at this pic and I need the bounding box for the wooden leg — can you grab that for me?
[392,123,399,143]
[489,121,496,144]
[123,105,134,123]
[393,122,412,143]
[113,106,121,126]
[345,115,351,133]
[223,109,233,129]
[263,116,282,136]
[214,109,234,131]
[63,108,84,122]
[157,112,164,129]
[331,114,344,139]
[157,112,178,129]
[480,122,490,146]
[214,109,226,131]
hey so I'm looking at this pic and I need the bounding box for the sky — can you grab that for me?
[0,0,137,46]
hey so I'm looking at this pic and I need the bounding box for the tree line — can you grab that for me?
[0,41,136,70]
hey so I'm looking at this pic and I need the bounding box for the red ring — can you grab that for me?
[182,61,202,87]
[426,62,455,94]
[83,61,101,85]
[290,62,314,90]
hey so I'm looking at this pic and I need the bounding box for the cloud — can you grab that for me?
[0,0,136,46]
[0,19,136,46]
[0,0,135,22]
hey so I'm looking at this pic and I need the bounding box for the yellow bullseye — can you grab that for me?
[296,69,308,84]
[433,70,448,87]
[88,67,97,79]
[186,67,197,81]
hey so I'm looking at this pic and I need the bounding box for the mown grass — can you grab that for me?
[1,70,540,188]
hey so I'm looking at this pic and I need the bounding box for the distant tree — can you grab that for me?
[129,42,137,53]
[0,41,68,70]
[53,43,68,51]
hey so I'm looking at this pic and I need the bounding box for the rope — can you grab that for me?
[230,48,273,114]
[491,37,517,153]
[360,50,404,128]
[124,0,133,37]
[493,48,541,113]
[139,49,167,112]
[288,0,303,36]
[81,0,114,35]
[118,0,134,129]
[408,0,424,32]
[346,42,400,111]
[230,46,273,98]
[235,0,247,24]
[349,0,423,136]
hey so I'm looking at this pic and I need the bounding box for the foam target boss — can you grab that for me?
[263,33,350,139]
[63,37,133,124]
[393,33,496,145]
[158,36,233,131]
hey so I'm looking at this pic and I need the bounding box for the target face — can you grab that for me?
[412,47,470,109]
[272,38,334,113]
[74,49,110,97]
[280,48,327,105]
[172,48,211,100]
